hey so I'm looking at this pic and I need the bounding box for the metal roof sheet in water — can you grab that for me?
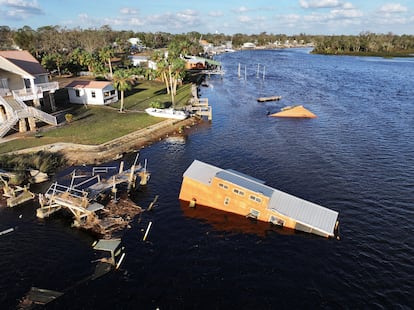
[93,239,121,253]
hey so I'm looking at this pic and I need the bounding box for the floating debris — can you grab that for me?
[0,227,14,236]
[143,221,153,241]
[92,238,125,279]
[270,105,317,118]
[147,195,159,211]
[18,287,63,309]
[257,95,282,102]
[1,176,35,207]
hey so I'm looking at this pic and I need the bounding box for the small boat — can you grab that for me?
[257,96,282,102]
[145,107,189,120]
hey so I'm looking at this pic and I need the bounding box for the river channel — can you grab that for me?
[1,48,413,309]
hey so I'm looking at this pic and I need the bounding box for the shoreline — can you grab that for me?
[9,116,201,166]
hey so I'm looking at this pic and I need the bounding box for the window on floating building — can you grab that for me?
[219,183,228,190]
[249,195,262,203]
[233,188,244,196]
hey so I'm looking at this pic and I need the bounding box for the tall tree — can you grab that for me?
[13,26,37,54]
[112,70,134,113]
[0,26,14,49]
[99,46,115,78]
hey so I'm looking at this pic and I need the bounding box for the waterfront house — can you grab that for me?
[185,57,206,70]
[179,160,339,238]
[0,50,58,137]
[66,80,118,105]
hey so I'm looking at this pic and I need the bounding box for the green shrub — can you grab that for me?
[150,101,171,109]
[65,113,74,123]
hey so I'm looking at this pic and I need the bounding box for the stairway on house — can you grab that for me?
[0,96,57,138]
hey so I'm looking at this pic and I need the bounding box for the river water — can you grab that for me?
[1,49,413,309]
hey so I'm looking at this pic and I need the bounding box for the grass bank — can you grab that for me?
[0,80,193,154]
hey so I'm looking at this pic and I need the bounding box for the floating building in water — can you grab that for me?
[179,160,339,238]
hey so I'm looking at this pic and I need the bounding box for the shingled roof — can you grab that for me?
[0,50,47,76]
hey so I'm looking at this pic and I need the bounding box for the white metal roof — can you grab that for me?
[183,160,221,186]
[268,190,338,236]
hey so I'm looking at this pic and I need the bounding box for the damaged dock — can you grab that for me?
[36,154,150,237]
[0,176,35,207]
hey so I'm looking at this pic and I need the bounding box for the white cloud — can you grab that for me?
[234,6,250,13]
[300,0,342,9]
[342,2,355,9]
[176,9,199,23]
[128,18,145,26]
[238,15,252,23]
[120,8,138,15]
[144,10,202,30]
[378,3,407,14]
[331,8,363,18]
[208,10,223,17]
[0,0,43,19]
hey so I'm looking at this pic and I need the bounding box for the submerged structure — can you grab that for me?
[270,105,317,118]
[179,160,339,238]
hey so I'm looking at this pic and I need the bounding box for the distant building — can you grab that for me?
[66,80,118,106]
[242,42,256,49]
[128,38,145,52]
[129,55,149,67]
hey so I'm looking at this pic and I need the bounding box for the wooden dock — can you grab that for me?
[190,98,212,120]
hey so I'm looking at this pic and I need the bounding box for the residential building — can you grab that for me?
[66,80,118,106]
[0,50,58,137]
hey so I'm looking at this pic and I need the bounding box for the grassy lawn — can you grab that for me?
[0,80,193,154]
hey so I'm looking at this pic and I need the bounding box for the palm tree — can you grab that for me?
[113,69,134,113]
[99,46,115,78]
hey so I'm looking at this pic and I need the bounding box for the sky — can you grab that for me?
[0,0,413,35]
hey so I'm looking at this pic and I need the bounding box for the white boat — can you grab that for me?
[145,108,189,120]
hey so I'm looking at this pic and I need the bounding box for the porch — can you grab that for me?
[10,81,59,101]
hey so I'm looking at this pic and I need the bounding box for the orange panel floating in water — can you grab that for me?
[270,105,317,118]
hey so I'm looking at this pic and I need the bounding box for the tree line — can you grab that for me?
[1,25,414,77]
[311,32,414,56]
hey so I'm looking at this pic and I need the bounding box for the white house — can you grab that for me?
[129,55,149,67]
[0,50,59,137]
[66,80,118,105]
